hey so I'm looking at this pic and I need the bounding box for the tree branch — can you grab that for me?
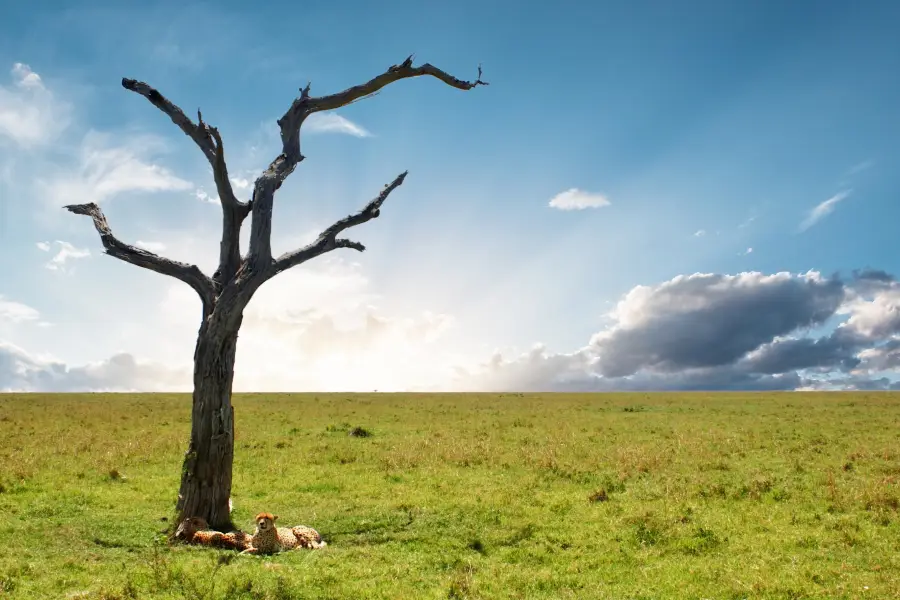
[121,78,216,164]
[247,57,485,272]
[64,203,216,313]
[207,126,251,284]
[309,58,488,113]
[122,78,251,285]
[271,171,408,274]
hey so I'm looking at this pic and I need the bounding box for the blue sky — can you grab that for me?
[1,0,899,392]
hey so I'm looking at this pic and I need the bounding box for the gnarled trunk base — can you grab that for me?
[175,315,240,531]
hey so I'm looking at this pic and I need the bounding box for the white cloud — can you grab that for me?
[230,176,251,190]
[232,260,456,391]
[846,160,873,177]
[194,187,220,204]
[0,341,189,393]
[693,229,706,237]
[42,240,91,271]
[0,62,72,147]
[89,256,460,393]
[41,131,193,206]
[135,240,167,253]
[36,241,50,252]
[741,247,753,255]
[0,296,40,324]
[843,287,900,340]
[548,188,611,210]
[304,113,371,138]
[799,190,851,232]
[1,254,460,393]
[11,63,43,89]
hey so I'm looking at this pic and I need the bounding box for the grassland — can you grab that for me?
[0,392,898,599]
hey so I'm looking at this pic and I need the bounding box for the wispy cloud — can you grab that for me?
[548,188,611,211]
[740,247,754,256]
[230,176,251,190]
[135,240,166,253]
[846,160,873,177]
[304,113,371,138]
[194,188,219,204]
[0,62,72,148]
[738,216,756,229]
[0,295,40,323]
[37,240,90,271]
[838,161,874,187]
[42,131,192,206]
[693,229,706,237]
[799,190,852,232]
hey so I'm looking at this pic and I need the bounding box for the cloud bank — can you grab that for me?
[3,267,900,393]
[450,269,900,392]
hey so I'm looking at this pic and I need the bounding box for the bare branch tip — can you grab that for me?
[474,63,489,87]
[335,239,366,252]
[64,202,99,216]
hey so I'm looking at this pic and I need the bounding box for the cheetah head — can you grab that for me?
[175,516,210,541]
[255,512,278,532]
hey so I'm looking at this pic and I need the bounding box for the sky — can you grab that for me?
[1,0,900,392]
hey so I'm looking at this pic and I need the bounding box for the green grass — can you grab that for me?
[0,392,898,599]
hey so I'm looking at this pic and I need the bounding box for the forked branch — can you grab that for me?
[277,57,487,172]
[64,203,216,312]
[271,171,409,274]
[247,57,486,269]
[121,78,250,283]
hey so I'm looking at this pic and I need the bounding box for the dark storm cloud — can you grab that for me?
[451,270,900,392]
[848,269,897,296]
[589,272,846,377]
[852,269,895,284]
[801,374,900,391]
[740,328,863,374]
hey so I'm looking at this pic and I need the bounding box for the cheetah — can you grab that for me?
[174,516,252,551]
[241,512,327,554]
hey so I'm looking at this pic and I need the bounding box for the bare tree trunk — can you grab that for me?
[67,61,484,535]
[175,313,241,531]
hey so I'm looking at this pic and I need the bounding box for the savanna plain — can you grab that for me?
[0,392,898,599]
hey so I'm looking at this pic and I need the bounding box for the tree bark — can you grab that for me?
[175,311,241,531]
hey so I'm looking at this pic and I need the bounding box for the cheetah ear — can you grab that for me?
[274,514,279,521]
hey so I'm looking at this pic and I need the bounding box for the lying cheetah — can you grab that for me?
[241,512,327,554]
[175,516,252,551]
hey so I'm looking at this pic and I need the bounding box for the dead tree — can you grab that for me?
[66,56,486,530]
